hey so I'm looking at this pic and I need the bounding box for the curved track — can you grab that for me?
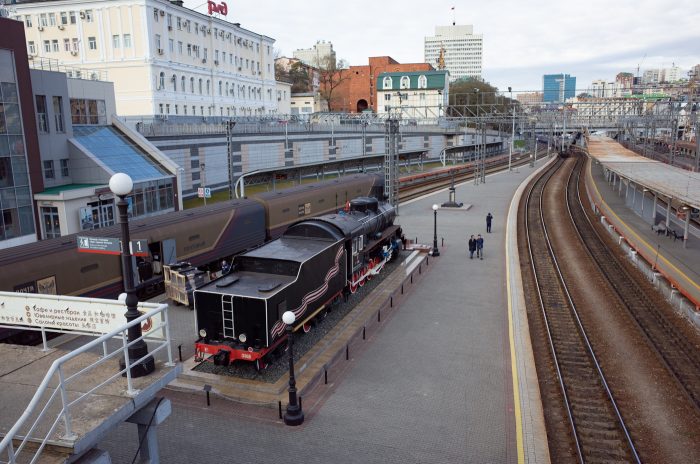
[524,157,640,464]
[568,156,700,411]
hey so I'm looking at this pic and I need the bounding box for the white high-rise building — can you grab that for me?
[12,0,278,117]
[293,40,335,68]
[424,24,482,82]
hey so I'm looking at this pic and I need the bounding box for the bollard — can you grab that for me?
[415,237,417,244]
[178,344,183,362]
[426,256,429,266]
[378,309,381,322]
[390,296,393,308]
[419,264,421,274]
[324,369,328,385]
[278,401,283,419]
[363,326,366,340]
[346,344,349,360]
[401,284,404,294]
[441,237,444,247]
[411,274,413,284]
[299,396,303,411]
[203,384,211,407]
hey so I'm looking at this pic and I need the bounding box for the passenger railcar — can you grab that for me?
[0,174,382,302]
[193,197,402,369]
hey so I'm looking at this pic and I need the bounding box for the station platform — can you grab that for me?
[585,155,700,312]
[95,159,553,463]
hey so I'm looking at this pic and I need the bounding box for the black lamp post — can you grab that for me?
[110,173,155,378]
[432,204,440,256]
[282,311,304,426]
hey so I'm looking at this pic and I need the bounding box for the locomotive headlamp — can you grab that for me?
[238,333,247,343]
[199,329,207,338]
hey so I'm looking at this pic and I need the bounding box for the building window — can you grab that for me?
[43,40,50,53]
[69,11,76,24]
[198,79,202,94]
[84,10,93,22]
[48,13,56,26]
[43,160,55,179]
[112,35,120,48]
[41,207,61,239]
[158,72,165,90]
[51,40,59,52]
[28,41,36,55]
[166,104,170,114]
[70,98,106,124]
[169,39,174,53]
[383,76,392,89]
[60,158,69,177]
[124,34,132,48]
[174,105,179,115]
[183,105,188,115]
[187,44,192,56]
[176,16,182,30]
[167,14,172,28]
[218,80,222,95]
[24,15,32,27]
[36,95,49,132]
[53,96,65,132]
[72,38,79,51]
[400,76,410,89]
[194,22,198,35]
[159,103,163,114]
[88,36,97,50]
[178,41,183,54]
[203,48,208,60]
[39,14,47,27]
[172,74,177,91]
[155,34,161,50]
[153,8,159,21]
[418,75,427,89]
[181,76,185,92]
[206,79,210,95]
[384,93,391,101]
[190,77,195,93]
[63,38,71,52]
[60,11,68,25]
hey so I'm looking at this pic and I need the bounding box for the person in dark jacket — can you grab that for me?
[476,234,484,259]
[486,213,493,233]
[468,235,476,259]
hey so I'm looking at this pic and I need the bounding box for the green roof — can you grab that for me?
[39,184,102,195]
[377,71,448,91]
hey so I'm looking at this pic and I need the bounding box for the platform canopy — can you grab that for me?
[588,136,700,210]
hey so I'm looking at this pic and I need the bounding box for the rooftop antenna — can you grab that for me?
[451,6,456,26]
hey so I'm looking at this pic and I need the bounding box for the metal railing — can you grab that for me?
[27,56,108,81]
[0,303,174,464]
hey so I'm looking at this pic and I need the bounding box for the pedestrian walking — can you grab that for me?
[486,213,493,233]
[468,235,476,259]
[476,234,484,260]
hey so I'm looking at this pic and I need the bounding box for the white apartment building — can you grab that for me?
[293,40,335,68]
[13,0,278,117]
[424,25,482,82]
[590,79,618,98]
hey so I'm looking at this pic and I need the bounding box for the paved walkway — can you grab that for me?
[93,161,552,463]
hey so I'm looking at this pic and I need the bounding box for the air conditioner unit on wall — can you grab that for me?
[79,11,85,18]
[37,26,44,31]
[58,24,65,30]
[70,50,78,56]
[157,48,164,55]
[214,60,219,65]
[168,25,172,30]
[159,10,165,16]
[202,58,207,63]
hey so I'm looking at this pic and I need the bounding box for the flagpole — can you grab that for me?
[452,6,455,25]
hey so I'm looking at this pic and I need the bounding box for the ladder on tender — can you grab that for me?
[222,295,234,338]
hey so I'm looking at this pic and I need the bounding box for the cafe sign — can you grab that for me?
[0,291,166,339]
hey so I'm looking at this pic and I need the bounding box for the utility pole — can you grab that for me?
[226,120,236,199]
[509,86,514,171]
[384,118,399,213]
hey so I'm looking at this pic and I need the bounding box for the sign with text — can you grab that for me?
[0,291,166,339]
[207,1,228,16]
[197,187,211,199]
[77,236,149,256]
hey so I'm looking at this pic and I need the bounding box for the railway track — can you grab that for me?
[524,157,640,463]
[568,154,700,412]
[399,149,542,202]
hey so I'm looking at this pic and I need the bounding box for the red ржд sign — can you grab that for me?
[207,1,228,16]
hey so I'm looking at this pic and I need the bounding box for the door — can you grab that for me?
[162,239,177,265]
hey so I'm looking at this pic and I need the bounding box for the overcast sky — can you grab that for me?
[185,0,700,94]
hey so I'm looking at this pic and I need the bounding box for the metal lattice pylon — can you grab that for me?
[384,118,400,213]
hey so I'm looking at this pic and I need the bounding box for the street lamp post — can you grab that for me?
[110,173,155,378]
[509,86,515,171]
[282,311,304,426]
[432,204,440,256]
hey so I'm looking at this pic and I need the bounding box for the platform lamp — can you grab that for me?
[110,173,155,378]
[432,204,440,256]
[282,311,304,426]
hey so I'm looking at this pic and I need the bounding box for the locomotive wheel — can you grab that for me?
[303,322,312,333]
[255,358,268,372]
[359,269,366,286]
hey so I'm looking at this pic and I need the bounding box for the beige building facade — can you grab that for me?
[13,0,278,117]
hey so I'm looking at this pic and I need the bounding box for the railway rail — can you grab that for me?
[569,155,700,412]
[524,157,640,463]
[399,148,543,202]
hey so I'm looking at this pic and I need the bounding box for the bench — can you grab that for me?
[652,222,667,235]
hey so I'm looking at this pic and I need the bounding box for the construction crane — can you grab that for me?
[636,53,647,80]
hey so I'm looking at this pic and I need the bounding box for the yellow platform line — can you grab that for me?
[586,159,700,306]
[506,210,525,464]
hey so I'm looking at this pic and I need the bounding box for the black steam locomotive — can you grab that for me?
[194,197,402,369]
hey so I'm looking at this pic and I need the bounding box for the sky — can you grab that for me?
[184,0,700,94]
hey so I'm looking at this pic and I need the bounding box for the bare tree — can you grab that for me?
[319,57,350,112]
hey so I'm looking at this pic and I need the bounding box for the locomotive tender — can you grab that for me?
[194,197,402,369]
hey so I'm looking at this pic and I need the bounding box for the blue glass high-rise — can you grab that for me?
[543,74,576,103]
